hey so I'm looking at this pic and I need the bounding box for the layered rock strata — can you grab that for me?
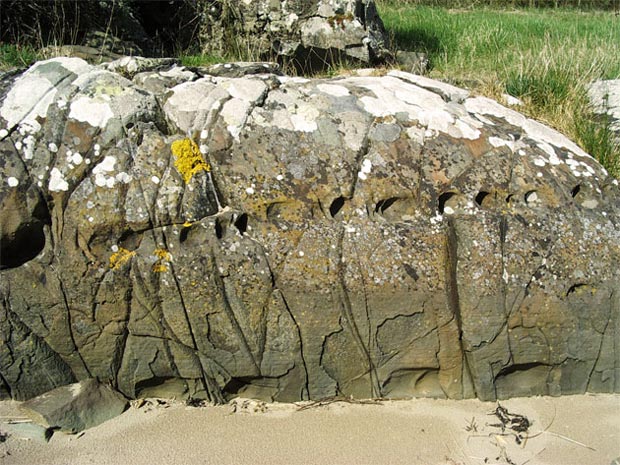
[0,57,618,402]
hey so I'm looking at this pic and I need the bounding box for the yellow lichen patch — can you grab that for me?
[109,248,136,270]
[171,138,210,183]
[152,248,172,273]
[183,220,193,227]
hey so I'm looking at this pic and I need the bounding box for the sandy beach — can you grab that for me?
[1,394,618,465]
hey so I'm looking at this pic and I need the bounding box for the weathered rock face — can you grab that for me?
[1,57,619,403]
[199,0,392,71]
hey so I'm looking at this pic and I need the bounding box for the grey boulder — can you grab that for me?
[199,0,392,71]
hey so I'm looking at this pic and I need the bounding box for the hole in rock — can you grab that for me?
[571,185,581,198]
[0,222,46,269]
[222,376,277,401]
[179,227,190,243]
[494,363,552,399]
[119,230,141,250]
[135,377,188,399]
[234,213,248,235]
[437,192,457,215]
[403,263,419,281]
[566,283,588,296]
[215,219,224,239]
[475,191,490,207]
[329,197,346,218]
[375,197,399,214]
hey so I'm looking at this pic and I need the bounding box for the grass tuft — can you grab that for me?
[0,43,41,71]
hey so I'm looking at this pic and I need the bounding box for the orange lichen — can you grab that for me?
[152,248,172,273]
[171,138,210,183]
[109,248,136,270]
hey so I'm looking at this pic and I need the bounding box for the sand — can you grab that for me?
[1,394,618,465]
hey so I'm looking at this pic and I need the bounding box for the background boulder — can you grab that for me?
[0,58,618,402]
[198,0,392,72]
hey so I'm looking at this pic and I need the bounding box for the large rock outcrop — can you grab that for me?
[0,57,619,403]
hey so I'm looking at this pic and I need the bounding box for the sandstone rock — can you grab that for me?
[20,378,128,433]
[198,0,392,72]
[0,57,619,404]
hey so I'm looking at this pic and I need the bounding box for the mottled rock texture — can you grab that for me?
[1,57,619,403]
[199,0,391,71]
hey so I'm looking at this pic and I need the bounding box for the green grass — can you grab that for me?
[0,43,41,71]
[180,53,227,68]
[378,2,620,177]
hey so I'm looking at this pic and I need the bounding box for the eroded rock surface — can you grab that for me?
[1,57,619,403]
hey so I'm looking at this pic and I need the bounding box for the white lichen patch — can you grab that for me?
[7,176,19,187]
[352,76,445,119]
[317,84,350,98]
[69,152,83,165]
[290,104,320,132]
[221,78,267,102]
[406,126,426,144]
[49,167,69,192]
[357,158,373,180]
[22,135,36,160]
[453,118,481,140]
[69,97,114,128]
[388,70,470,103]
[465,96,590,159]
[0,129,7,138]
[164,79,229,133]
[489,137,514,149]
[221,98,252,140]
[48,142,58,153]
[93,156,116,173]
[0,75,57,130]
[151,175,160,185]
[92,156,118,188]
[345,76,481,140]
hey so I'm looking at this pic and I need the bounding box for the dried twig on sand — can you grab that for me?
[296,396,383,411]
